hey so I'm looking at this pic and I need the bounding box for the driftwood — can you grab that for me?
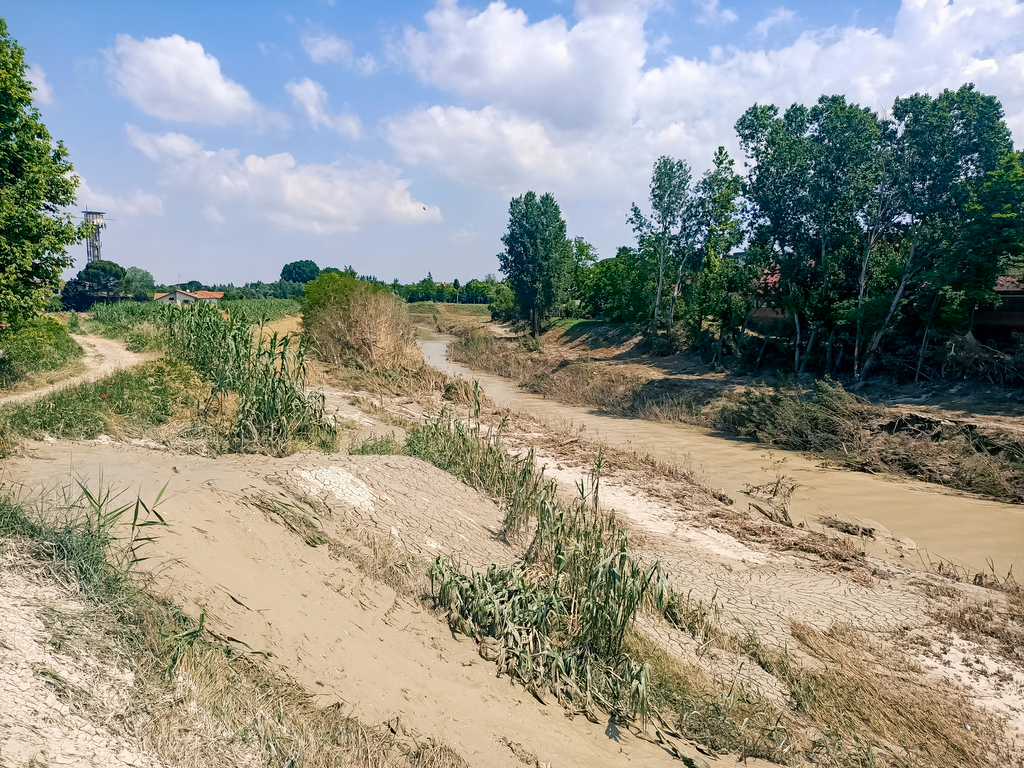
[819,516,875,538]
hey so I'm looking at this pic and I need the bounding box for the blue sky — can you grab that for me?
[7,0,1024,285]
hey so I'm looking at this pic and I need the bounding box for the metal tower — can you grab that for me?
[83,210,106,262]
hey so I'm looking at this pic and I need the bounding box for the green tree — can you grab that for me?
[0,19,87,327]
[629,157,692,332]
[857,85,1012,382]
[498,191,572,336]
[122,266,155,297]
[281,259,320,284]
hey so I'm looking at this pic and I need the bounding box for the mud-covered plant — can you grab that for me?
[404,407,549,541]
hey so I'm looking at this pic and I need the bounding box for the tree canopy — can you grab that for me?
[498,191,572,336]
[281,259,321,284]
[0,19,87,327]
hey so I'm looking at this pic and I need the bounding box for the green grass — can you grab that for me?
[219,298,301,324]
[166,302,337,455]
[0,360,199,447]
[0,316,85,386]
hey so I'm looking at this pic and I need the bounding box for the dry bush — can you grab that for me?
[305,281,419,369]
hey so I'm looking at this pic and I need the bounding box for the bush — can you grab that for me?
[0,315,84,386]
[717,379,867,452]
[302,273,417,369]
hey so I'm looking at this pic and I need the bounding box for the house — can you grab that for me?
[974,276,1024,340]
[153,290,224,306]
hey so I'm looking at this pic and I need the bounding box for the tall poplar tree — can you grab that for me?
[498,191,572,336]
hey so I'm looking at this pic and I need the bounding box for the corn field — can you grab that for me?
[164,302,335,456]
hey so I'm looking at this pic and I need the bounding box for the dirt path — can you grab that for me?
[0,336,150,407]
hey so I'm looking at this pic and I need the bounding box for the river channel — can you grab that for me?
[418,330,1023,576]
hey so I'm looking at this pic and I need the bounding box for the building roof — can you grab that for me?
[153,290,224,300]
[994,276,1023,294]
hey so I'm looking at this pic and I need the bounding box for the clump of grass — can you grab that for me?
[349,433,404,455]
[403,408,549,540]
[220,298,301,324]
[0,315,85,387]
[0,359,200,449]
[736,623,995,768]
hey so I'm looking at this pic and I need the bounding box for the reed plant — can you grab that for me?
[165,302,336,456]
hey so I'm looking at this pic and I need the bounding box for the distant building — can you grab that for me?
[154,290,224,306]
[975,276,1024,340]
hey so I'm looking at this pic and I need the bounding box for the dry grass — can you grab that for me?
[306,289,420,370]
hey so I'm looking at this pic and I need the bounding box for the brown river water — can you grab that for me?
[418,331,1023,577]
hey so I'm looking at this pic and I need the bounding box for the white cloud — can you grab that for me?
[754,7,794,37]
[203,204,225,225]
[106,34,285,127]
[26,65,54,104]
[127,125,440,234]
[285,78,363,138]
[75,176,164,217]
[356,54,378,75]
[302,33,352,63]
[388,0,1024,198]
[388,106,573,188]
[400,0,647,131]
[694,0,738,25]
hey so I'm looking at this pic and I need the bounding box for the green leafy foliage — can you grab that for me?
[0,20,87,325]
[498,191,573,336]
[280,259,320,284]
[0,315,83,385]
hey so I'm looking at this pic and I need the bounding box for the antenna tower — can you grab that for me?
[83,210,106,262]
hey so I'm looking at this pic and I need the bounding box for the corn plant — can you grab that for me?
[163,302,336,456]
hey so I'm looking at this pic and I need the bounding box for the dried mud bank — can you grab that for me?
[2,359,1023,766]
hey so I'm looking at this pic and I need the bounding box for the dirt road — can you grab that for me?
[0,335,150,407]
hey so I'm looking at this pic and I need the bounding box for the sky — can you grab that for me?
[6,0,1024,285]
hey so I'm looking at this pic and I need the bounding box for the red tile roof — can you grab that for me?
[994,276,1023,293]
[193,291,224,299]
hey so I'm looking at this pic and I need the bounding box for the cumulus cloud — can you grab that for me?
[75,176,164,217]
[401,0,647,130]
[694,0,738,25]
[26,65,53,104]
[754,7,794,37]
[286,78,363,138]
[127,125,440,233]
[106,34,285,127]
[388,0,1024,196]
[387,106,578,188]
[302,33,352,63]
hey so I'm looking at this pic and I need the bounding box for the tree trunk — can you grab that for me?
[737,308,754,356]
[755,332,774,370]
[793,313,802,372]
[824,327,836,377]
[651,231,668,333]
[798,325,817,377]
[859,226,920,385]
[915,293,942,382]
[668,258,686,332]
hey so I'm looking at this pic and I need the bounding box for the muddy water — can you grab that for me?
[418,331,1024,576]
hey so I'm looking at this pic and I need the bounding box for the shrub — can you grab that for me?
[0,315,84,386]
[302,273,417,369]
